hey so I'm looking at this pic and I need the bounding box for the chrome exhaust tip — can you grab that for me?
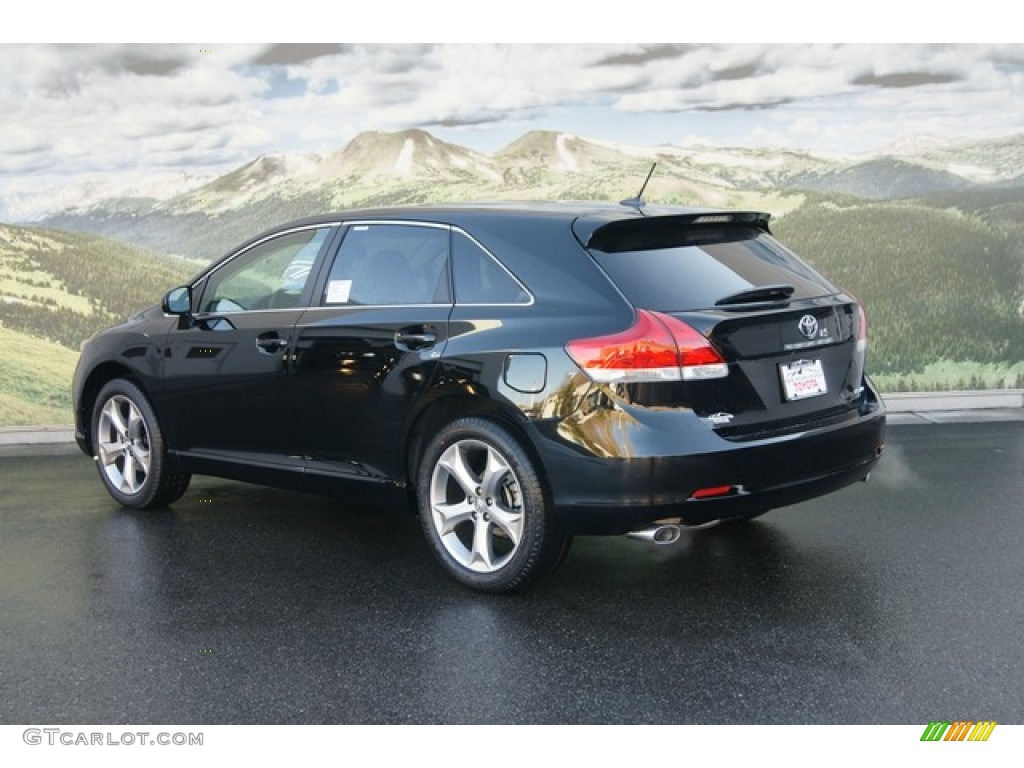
[626,524,682,545]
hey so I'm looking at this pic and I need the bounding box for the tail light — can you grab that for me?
[849,300,868,396]
[855,302,868,353]
[566,309,728,384]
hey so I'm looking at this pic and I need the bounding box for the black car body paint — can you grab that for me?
[73,202,885,590]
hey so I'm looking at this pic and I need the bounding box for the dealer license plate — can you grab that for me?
[780,359,827,401]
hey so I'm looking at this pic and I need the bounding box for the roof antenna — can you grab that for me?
[619,162,657,210]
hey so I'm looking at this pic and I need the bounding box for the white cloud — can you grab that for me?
[1,43,1023,218]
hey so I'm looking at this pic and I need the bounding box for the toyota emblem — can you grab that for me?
[798,315,819,339]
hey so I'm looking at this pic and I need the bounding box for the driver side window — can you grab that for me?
[202,227,333,313]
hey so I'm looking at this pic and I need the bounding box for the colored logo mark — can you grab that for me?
[920,720,997,742]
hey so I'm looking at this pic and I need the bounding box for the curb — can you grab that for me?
[882,389,1024,412]
[0,425,76,446]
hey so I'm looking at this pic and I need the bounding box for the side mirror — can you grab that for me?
[162,286,192,315]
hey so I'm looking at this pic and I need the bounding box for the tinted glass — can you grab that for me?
[203,227,331,312]
[323,224,450,305]
[452,231,530,304]
[590,227,834,311]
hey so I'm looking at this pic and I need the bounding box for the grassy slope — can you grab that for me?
[772,199,1024,377]
[0,225,195,425]
[0,325,78,426]
[0,224,196,348]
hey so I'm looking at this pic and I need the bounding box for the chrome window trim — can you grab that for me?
[341,219,450,230]
[301,304,454,312]
[196,222,343,287]
[187,307,310,318]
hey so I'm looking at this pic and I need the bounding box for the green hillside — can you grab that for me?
[773,200,1024,379]
[0,224,196,349]
[0,225,196,425]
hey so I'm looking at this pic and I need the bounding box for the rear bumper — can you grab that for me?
[534,390,886,535]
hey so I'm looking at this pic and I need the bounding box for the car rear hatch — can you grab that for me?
[572,212,868,439]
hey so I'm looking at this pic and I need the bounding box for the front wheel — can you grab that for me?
[91,379,191,509]
[417,417,569,593]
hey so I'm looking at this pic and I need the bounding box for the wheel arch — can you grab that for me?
[403,394,550,507]
[77,362,149,455]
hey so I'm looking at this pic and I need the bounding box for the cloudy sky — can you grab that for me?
[1,42,1023,218]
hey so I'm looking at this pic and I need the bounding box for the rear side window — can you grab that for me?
[589,226,834,311]
[452,231,530,305]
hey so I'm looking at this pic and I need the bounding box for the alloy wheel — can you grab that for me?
[96,394,152,495]
[428,438,525,573]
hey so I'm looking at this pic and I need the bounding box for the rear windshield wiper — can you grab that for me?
[715,283,795,307]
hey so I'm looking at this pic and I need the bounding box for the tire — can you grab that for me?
[416,417,569,593]
[91,379,191,509]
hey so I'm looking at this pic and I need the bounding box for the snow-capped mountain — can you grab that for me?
[184,152,323,213]
[0,169,217,222]
[912,135,1024,184]
[316,129,502,184]
[15,128,1024,258]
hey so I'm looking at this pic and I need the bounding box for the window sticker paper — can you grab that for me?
[326,279,352,304]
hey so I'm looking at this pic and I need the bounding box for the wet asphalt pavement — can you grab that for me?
[1,422,1023,725]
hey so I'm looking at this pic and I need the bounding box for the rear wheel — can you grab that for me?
[92,379,190,509]
[417,417,569,593]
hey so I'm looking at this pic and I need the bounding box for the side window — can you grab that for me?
[452,231,530,305]
[322,224,450,306]
[203,227,332,313]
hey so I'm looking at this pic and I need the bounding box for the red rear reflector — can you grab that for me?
[691,485,734,499]
[566,310,728,384]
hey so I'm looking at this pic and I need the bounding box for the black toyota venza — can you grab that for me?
[73,201,885,592]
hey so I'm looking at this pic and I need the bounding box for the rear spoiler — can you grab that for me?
[579,211,772,253]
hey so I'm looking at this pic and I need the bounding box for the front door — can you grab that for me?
[159,225,336,469]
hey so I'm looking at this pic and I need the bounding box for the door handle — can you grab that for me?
[395,329,437,351]
[255,336,288,353]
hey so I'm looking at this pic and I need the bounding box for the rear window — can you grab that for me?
[589,225,834,311]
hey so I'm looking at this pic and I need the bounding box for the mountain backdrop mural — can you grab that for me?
[2,127,1023,427]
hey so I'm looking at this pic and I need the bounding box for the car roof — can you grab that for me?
[228,201,772,259]
[260,200,726,233]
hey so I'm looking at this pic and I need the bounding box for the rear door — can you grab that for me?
[290,222,453,487]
